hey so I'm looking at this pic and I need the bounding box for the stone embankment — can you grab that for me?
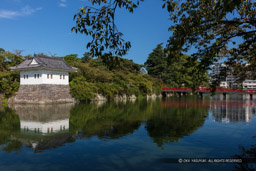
[91,93,162,102]
[7,86,163,104]
[8,85,75,104]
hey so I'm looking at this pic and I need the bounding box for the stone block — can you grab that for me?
[8,84,75,104]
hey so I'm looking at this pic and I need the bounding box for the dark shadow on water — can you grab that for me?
[231,136,256,171]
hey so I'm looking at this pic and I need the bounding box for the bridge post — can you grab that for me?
[161,92,166,98]
[178,92,182,98]
[250,94,253,100]
[199,92,203,99]
[223,93,226,99]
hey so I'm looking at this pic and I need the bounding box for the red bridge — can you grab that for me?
[161,87,256,99]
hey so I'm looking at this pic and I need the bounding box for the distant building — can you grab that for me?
[211,63,256,89]
[242,80,256,89]
[211,63,237,88]
[9,54,77,104]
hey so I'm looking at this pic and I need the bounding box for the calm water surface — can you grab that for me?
[0,96,256,171]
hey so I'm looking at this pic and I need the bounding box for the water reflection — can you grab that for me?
[0,98,210,152]
[69,101,150,139]
[149,97,209,147]
[5,104,74,152]
[2,97,255,153]
[210,99,256,123]
[11,104,73,134]
[1,97,256,170]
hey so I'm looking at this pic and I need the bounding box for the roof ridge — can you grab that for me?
[60,58,73,69]
[34,55,64,61]
[10,55,77,72]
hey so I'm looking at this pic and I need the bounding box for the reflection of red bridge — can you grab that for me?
[161,100,256,108]
[161,88,256,99]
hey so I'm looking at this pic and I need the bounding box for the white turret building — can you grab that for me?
[9,54,77,104]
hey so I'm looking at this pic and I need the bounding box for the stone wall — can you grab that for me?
[8,85,75,104]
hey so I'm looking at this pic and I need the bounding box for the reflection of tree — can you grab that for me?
[0,107,21,153]
[0,98,209,152]
[11,133,76,153]
[69,101,153,139]
[70,98,208,148]
[232,138,256,171]
[146,98,208,147]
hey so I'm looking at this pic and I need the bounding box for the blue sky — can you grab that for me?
[0,0,171,64]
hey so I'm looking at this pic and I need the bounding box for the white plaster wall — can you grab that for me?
[20,70,44,85]
[20,70,69,85]
[20,119,69,134]
[41,70,69,85]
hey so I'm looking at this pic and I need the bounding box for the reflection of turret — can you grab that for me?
[210,99,255,123]
[11,104,73,134]
[8,103,75,152]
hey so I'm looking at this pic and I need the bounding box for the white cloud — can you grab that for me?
[0,6,42,19]
[0,10,17,19]
[21,6,42,15]
[59,0,67,7]
[59,3,67,7]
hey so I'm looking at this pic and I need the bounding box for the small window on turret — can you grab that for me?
[26,75,28,79]
[34,74,36,79]
[47,74,49,79]
[24,75,25,79]
[37,74,39,78]
[63,75,65,79]
[51,74,53,79]
[60,75,62,79]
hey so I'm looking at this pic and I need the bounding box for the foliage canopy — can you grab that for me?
[73,0,256,82]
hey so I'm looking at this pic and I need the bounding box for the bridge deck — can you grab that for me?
[161,88,256,94]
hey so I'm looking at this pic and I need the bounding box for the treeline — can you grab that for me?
[144,43,209,90]
[0,49,163,100]
[0,48,23,98]
[66,54,163,101]
[0,44,209,101]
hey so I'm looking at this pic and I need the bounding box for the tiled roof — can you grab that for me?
[10,54,77,72]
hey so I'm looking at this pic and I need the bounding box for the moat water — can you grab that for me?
[0,96,256,170]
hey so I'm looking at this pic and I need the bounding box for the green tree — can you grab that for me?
[144,43,167,79]
[145,44,209,88]
[0,49,22,98]
[64,54,81,63]
[72,0,144,57]
[0,48,5,53]
[81,52,92,63]
[0,49,23,71]
[73,0,256,84]
[164,0,256,81]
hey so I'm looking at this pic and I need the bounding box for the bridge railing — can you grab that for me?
[161,87,256,93]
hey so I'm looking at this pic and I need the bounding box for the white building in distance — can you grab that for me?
[211,63,256,89]
[10,54,77,85]
[9,54,77,104]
